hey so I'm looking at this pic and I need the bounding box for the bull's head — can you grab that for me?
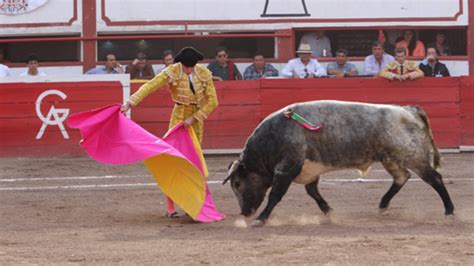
[223,160,269,217]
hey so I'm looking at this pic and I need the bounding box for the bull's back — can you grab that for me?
[244,100,429,172]
[283,101,427,166]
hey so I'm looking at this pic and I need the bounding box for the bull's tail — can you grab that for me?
[410,106,441,169]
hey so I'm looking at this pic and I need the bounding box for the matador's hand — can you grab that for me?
[184,116,196,127]
[121,102,132,113]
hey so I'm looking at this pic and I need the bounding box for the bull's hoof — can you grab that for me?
[445,210,455,216]
[444,213,459,224]
[234,218,248,228]
[379,207,388,215]
[320,211,333,225]
[323,208,333,217]
[250,219,265,227]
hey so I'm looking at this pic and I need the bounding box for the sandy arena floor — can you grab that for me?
[1,154,473,265]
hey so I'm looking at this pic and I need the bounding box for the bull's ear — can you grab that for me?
[223,160,240,185]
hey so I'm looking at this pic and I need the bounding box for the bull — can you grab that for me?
[223,100,455,226]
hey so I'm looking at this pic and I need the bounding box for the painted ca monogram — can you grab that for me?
[35,90,70,139]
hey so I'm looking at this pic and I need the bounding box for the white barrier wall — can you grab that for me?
[98,0,468,32]
[0,0,82,36]
[0,0,468,35]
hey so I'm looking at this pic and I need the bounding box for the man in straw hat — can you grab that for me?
[121,46,218,218]
[281,43,326,78]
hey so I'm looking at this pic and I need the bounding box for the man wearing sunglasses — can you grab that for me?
[207,47,242,81]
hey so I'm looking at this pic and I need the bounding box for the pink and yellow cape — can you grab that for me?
[67,104,224,222]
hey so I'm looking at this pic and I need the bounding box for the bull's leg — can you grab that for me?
[379,161,411,211]
[305,177,332,215]
[253,163,301,226]
[417,167,455,215]
[253,174,293,226]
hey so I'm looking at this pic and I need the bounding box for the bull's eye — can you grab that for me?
[234,181,240,189]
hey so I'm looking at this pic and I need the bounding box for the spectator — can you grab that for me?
[380,30,396,55]
[281,43,326,78]
[380,47,424,81]
[326,49,358,78]
[364,41,395,76]
[85,53,124,74]
[299,30,332,57]
[126,52,155,80]
[156,50,174,73]
[207,47,242,81]
[419,46,450,77]
[19,54,46,77]
[243,53,279,80]
[0,48,11,77]
[428,32,451,56]
[396,30,426,57]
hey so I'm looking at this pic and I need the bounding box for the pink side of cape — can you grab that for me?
[67,104,224,222]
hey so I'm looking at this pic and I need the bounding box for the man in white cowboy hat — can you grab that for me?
[280,43,327,78]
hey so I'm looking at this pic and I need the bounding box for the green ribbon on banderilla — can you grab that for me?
[283,108,323,132]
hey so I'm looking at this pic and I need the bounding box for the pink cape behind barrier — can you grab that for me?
[67,104,224,222]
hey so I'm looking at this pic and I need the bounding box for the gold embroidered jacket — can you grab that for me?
[128,63,218,123]
[379,60,424,80]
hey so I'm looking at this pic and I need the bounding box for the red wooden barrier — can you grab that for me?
[460,77,474,148]
[0,77,472,157]
[0,81,124,156]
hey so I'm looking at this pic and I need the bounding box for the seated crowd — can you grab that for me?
[0,30,452,80]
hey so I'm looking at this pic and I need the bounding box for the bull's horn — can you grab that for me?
[223,160,240,185]
[222,175,231,185]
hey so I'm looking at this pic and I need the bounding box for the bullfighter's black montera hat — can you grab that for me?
[174,46,204,67]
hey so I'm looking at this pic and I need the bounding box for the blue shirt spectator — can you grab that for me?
[326,49,358,78]
[243,54,278,80]
[85,53,123,74]
[327,62,357,73]
[85,66,119,74]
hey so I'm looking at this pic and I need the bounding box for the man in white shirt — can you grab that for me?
[0,49,11,77]
[299,30,332,58]
[281,43,327,78]
[364,41,395,76]
[20,54,46,76]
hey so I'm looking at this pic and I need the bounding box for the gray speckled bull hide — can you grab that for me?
[223,100,454,226]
